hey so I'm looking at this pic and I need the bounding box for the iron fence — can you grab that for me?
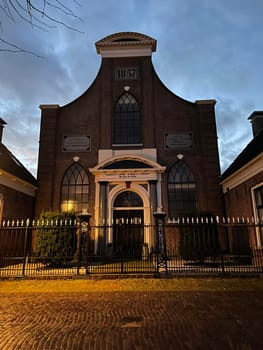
[0,217,263,277]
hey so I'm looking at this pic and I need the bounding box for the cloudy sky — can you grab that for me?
[0,0,262,177]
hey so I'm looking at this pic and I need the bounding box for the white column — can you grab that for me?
[156,173,163,212]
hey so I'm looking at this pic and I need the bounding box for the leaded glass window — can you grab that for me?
[168,160,196,217]
[60,163,89,213]
[114,191,143,208]
[113,93,141,145]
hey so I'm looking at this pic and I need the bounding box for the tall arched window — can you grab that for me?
[168,160,197,217]
[60,163,89,213]
[113,92,141,145]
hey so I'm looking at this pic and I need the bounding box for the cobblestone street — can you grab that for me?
[1,290,263,349]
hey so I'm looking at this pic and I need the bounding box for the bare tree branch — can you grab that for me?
[0,0,83,56]
[13,0,57,30]
[0,3,14,22]
[28,2,84,33]
[0,37,44,57]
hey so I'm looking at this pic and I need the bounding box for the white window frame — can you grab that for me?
[251,181,263,248]
[0,193,4,222]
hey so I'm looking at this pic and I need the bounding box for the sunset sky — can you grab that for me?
[0,0,262,176]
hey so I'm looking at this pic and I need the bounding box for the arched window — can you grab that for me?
[113,92,141,145]
[60,163,89,213]
[114,191,143,208]
[168,160,196,217]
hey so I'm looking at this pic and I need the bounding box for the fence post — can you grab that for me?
[76,220,82,275]
[22,219,30,276]
[220,253,225,275]
[153,211,167,274]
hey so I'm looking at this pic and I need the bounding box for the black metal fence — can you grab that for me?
[0,217,262,277]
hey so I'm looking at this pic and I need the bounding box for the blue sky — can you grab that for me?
[0,0,262,176]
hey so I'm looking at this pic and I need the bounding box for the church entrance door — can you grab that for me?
[112,191,144,257]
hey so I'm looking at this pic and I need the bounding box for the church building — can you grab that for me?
[35,32,222,254]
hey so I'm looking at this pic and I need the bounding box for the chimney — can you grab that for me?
[0,118,7,143]
[248,111,263,137]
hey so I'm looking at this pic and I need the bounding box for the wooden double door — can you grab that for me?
[113,209,144,257]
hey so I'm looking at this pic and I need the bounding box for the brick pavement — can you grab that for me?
[0,291,263,350]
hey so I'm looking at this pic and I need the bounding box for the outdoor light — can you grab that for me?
[61,200,76,212]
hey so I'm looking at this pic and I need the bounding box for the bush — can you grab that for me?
[36,211,77,265]
[179,215,219,263]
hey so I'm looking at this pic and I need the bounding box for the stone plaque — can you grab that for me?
[165,133,193,149]
[100,171,158,182]
[63,136,90,152]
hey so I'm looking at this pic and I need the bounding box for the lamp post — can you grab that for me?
[153,209,167,273]
[77,210,92,274]
[78,210,92,226]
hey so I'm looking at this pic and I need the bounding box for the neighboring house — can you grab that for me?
[221,111,263,249]
[35,32,223,255]
[0,118,37,220]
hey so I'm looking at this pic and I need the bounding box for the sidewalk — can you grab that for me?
[1,279,263,349]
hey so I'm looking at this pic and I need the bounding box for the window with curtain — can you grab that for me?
[168,160,197,217]
[113,92,141,145]
[60,163,89,213]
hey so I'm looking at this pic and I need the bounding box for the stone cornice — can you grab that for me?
[96,32,156,57]
[39,104,60,110]
[221,153,263,192]
[195,99,217,105]
[0,169,37,196]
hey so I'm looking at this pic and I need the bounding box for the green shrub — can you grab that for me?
[36,212,77,265]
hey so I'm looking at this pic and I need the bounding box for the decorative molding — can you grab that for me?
[96,32,156,57]
[99,47,153,58]
[98,148,157,164]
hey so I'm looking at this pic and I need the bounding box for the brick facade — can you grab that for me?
[0,118,36,221]
[221,113,263,249]
[0,184,35,220]
[223,172,263,218]
[35,32,223,248]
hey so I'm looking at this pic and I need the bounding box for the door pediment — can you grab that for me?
[89,155,166,182]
